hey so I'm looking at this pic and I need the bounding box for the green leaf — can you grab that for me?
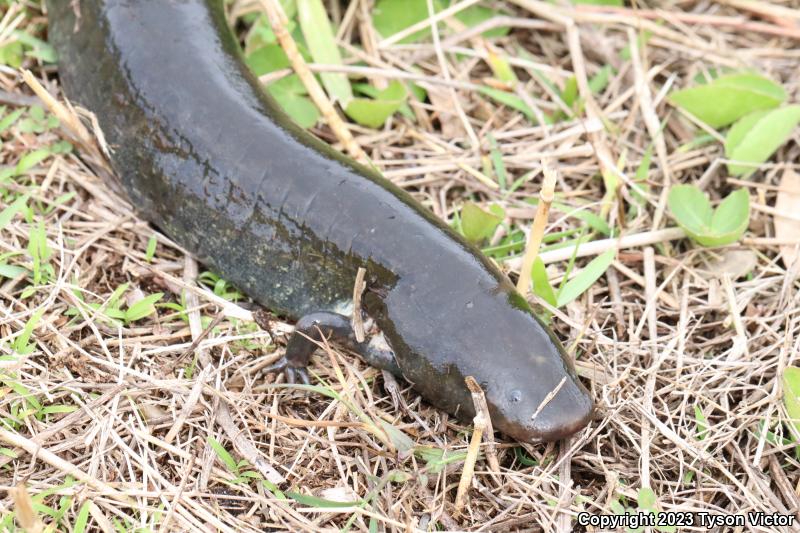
[413,445,446,464]
[0,193,30,231]
[668,72,785,128]
[478,87,536,121]
[531,257,556,308]
[73,501,91,533]
[709,189,750,238]
[12,307,45,355]
[248,42,320,128]
[459,202,502,244]
[286,491,360,508]
[589,65,613,95]
[16,148,51,175]
[145,235,158,262]
[413,446,467,473]
[725,105,800,176]
[0,42,24,68]
[610,499,625,515]
[269,82,320,128]
[693,405,708,441]
[724,109,769,159]
[208,437,239,473]
[668,185,749,247]
[244,14,279,52]
[486,51,517,85]
[124,293,163,322]
[12,31,57,63]
[488,134,507,189]
[297,0,353,106]
[345,81,407,128]
[561,77,579,109]
[5,379,41,410]
[556,249,614,307]
[377,419,415,454]
[0,264,26,279]
[0,108,24,133]
[45,192,76,216]
[50,140,73,154]
[637,487,656,509]
[783,367,800,438]
[246,44,290,76]
[28,219,52,285]
[558,205,610,235]
[453,3,510,38]
[372,0,443,43]
[0,448,17,459]
[635,147,653,182]
[106,282,129,309]
[40,405,78,416]
[668,185,713,235]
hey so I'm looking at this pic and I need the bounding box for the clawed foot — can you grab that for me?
[263,357,311,385]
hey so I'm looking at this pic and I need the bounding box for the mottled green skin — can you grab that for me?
[47,0,594,442]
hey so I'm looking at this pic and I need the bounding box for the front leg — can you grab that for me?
[263,311,399,384]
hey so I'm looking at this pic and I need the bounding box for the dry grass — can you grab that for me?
[1,0,800,531]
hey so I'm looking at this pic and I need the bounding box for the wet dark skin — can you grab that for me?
[47,0,594,442]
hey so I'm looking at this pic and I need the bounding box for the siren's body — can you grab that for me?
[47,0,593,442]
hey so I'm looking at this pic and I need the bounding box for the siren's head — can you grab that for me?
[377,274,594,443]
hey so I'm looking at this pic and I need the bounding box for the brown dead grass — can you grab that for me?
[1,0,800,531]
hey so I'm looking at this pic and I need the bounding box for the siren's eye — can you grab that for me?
[509,389,523,403]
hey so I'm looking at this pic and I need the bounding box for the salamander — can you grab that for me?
[46,0,594,442]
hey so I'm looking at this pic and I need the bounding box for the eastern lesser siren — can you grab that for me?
[46,0,594,442]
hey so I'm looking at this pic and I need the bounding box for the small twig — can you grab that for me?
[628,28,671,230]
[0,427,131,504]
[507,227,686,268]
[718,0,800,24]
[164,366,209,445]
[158,456,195,533]
[516,162,557,295]
[722,274,749,361]
[21,70,94,153]
[164,312,224,374]
[352,267,367,343]
[406,129,497,189]
[581,3,800,40]
[21,69,118,189]
[556,437,574,533]
[217,400,286,485]
[0,88,39,107]
[378,0,482,48]
[531,377,567,421]
[10,483,43,533]
[612,260,680,309]
[259,64,486,91]
[643,247,658,351]
[466,376,500,474]
[640,247,657,491]
[454,376,490,515]
[425,0,479,149]
[263,411,362,428]
[259,0,366,162]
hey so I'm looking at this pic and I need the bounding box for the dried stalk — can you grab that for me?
[259,0,367,162]
[516,163,557,295]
